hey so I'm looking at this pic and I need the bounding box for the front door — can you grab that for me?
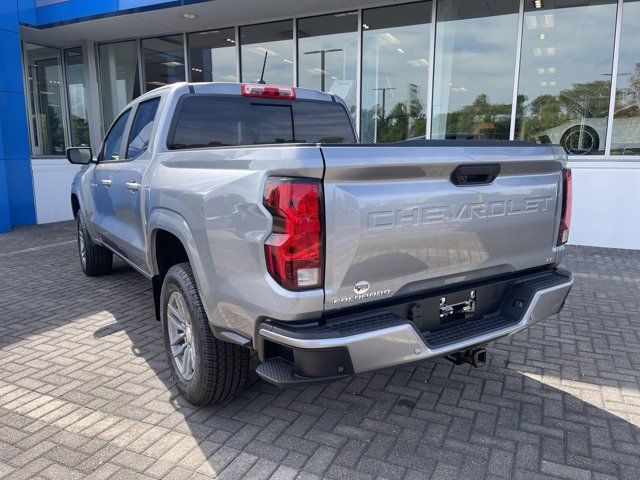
[90,108,132,252]
[97,97,161,269]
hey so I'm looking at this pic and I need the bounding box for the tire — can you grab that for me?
[560,125,599,155]
[76,212,113,276]
[161,263,249,405]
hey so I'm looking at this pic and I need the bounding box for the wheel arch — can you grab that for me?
[147,208,206,320]
[71,194,80,218]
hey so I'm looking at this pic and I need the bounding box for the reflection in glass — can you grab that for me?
[64,48,90,147]
[241,21,293,85]
[142,35,186,91]
[98,41,140,129]
[298,12,358,121]
[611,0,640,155]
[432,0,518,140]
[25,44,66,156]
[188,28,237,82]
[516,0,617,155]
[361,2,432,143]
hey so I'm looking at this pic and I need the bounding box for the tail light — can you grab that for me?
[242,83,296,99]
[263,177,323,290]
[557,168,572,246]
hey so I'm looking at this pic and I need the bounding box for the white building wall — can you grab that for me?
[31,159,79,224]
[568,162,640,249]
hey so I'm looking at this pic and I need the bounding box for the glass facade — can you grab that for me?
[611,0,640,155]
[516,0,617,155]
[188,28,237,82]
[98,41,140,130]
[64,48,90,147]
[241,21,293,85]
[432,0,519,140]
[23,1,640,158]
[361,2,432,143]
[25,44,66,156]
[142,35,186,91]
[298,12,358,120]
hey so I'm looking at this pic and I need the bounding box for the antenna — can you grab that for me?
[259,51,268,84]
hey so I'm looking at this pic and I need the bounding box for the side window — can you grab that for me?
[127,97,160,158]
[102,109,131,161]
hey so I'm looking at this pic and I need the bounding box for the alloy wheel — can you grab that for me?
[167,290,196,381]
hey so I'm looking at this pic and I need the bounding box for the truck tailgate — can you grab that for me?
[320,144,566,310]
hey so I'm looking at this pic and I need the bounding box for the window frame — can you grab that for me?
[125,96,162,160]
[98,107,133,163]
[22,42,73,158]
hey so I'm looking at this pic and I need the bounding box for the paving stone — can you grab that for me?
[1,222,640,480]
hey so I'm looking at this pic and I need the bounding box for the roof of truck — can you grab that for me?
[133,82,342,106]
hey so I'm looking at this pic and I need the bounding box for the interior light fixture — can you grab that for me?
[533,0,543,8]
[182,13,198,19]
[362,23,370,29]
[539,33,545,40]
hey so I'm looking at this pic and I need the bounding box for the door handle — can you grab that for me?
[101,179,112,187]
[125,181,141,191]
[451,164,501,186]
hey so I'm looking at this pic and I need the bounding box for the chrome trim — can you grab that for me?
[259,277,573,374]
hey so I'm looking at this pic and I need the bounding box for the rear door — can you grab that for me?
[320,144,564,310]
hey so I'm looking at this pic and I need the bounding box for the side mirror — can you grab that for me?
[66,147,93,165]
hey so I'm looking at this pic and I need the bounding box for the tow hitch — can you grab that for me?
[446,347,487,368]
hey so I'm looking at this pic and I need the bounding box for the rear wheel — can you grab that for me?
[76,213,113,276]
[161,263,249,405]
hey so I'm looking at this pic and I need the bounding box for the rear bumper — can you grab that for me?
[256,269,573,386]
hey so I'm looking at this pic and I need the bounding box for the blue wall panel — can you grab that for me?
[33,0,117,26]
[0,1,35,232]
[0,92,31,161]
[0,0,19,32]
[3,158,36,227]
[18,0,214,27]
[0,30,25,95]
[0,161,10,232]
[118,0,177,10]
[17,0,37,26]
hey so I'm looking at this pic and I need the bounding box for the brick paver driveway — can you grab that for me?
[1,222,640,480]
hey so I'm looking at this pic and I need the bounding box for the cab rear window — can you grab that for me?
[168,95,356,149]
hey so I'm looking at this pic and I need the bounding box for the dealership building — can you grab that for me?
[0,0,639,248]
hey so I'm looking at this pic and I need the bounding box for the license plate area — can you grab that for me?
[439,290,476,324]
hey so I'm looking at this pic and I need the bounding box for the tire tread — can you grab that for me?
[77,214,113,277]
[163,263,249,405]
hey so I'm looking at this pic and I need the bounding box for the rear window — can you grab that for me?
[169,95,355,149]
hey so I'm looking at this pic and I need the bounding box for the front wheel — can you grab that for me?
[76,213,113,276]
[161,263,249,405]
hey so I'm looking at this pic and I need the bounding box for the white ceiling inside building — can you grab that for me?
[20,0,408,47]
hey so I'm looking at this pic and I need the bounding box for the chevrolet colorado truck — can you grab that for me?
[68,82,573,405]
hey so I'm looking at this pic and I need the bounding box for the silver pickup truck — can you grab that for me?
[68,82,573,405]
